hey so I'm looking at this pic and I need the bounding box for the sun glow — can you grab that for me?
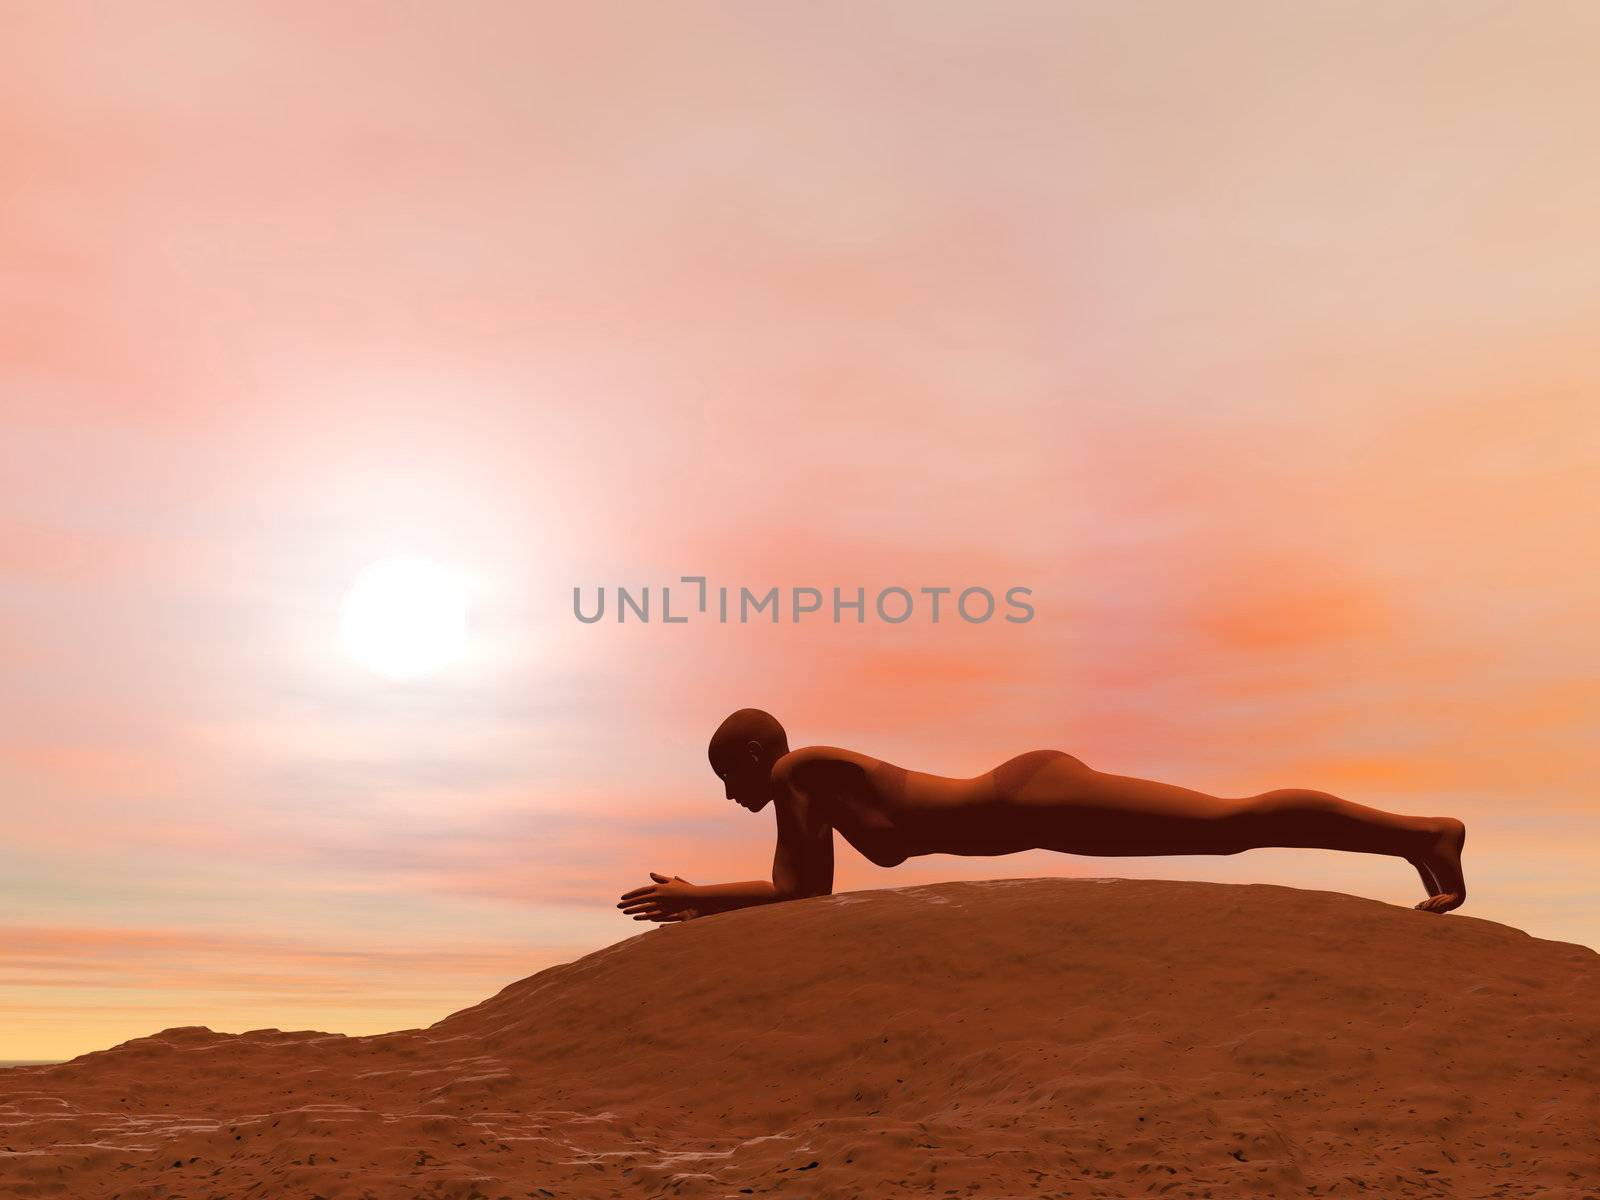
[341,557,469,680]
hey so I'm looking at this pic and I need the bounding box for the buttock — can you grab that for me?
[992,749,1088,796]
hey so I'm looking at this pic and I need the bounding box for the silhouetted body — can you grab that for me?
[618,709,1468,924]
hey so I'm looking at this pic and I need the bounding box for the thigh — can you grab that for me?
[1054,765,1238,821]
[1016,762,1246,855]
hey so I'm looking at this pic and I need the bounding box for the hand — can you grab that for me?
[617,871,702,923]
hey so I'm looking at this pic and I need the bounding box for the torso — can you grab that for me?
[776,746,1093,867]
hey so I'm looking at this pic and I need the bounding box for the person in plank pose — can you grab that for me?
[618,708,1466,922]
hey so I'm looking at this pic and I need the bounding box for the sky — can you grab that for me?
[3,1,1598,1060]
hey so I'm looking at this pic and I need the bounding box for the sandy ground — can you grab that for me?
[1,877,1595,1199]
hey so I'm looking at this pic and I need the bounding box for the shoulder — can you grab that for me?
[772,746,871,796]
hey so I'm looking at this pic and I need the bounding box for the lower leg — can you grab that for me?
[1234,789,1466,912]
[1236,788,1435,855]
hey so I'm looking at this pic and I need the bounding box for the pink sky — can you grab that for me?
[4,2,1598,1059]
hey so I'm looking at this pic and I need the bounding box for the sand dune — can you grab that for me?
[2,878,1595,1198]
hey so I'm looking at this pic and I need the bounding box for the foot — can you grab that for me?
[1406,855,1441,898]
[1412,818,1466,913]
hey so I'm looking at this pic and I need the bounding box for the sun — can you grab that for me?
[341,557,469,680]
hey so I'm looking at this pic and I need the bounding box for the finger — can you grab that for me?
[619,902,658,915]
[619,885,657,900]
[649,871,671,883]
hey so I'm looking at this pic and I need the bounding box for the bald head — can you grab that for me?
[708,708,789,812]
[710,708,787,755]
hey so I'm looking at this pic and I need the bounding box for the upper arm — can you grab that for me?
[770,754,834,899]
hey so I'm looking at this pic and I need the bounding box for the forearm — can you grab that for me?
[688,879,785,915]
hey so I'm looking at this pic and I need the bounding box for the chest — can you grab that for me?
[825,785,909,868]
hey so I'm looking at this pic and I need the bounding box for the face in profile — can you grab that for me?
[711,740,773,812]
[707,708,789,813]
